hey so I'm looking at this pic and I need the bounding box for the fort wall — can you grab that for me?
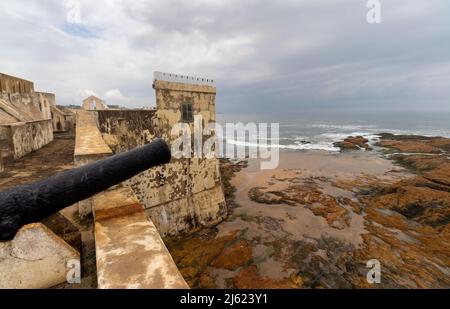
[74,110,188,288]
[0,119,53,159]
[97,110,156,153]
[0,73,34,94]
[95,76,226,237]
[0,73,69,162]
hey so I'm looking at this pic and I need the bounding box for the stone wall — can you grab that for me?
[51,106,73,132]
[36,92,55,121]
[92,185,189,288]
[0,82,55,161]
[97,110,156,153]
[0,119,54,159]
[73,112,188,288]
[0,150,3,173]
[96,79,227,237]
[0,126,11,159]
[0,92,50,123]
[0,73,34,94]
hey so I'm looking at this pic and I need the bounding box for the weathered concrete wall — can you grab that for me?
[96,79,227,237]
[97,110,156,153]
[0,125,12,159]
[51,106,72,132]
[0,92,49,123]
[35,92,55,121]
[73,115,188,288]
[0,73,34,94]
[74,110,113,166]
[0,119,54,159]
[130,158,226,236]
[74,110,113,218]
[0,150,3,173]
[149,80,226,235]
[93,185,189,289]
[0,77,55,162]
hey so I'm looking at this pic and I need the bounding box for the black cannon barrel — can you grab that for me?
[0,138,171,241]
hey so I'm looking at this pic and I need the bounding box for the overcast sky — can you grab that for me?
[1,0,449,113]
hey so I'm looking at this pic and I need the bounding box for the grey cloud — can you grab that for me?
[0,0,449,112]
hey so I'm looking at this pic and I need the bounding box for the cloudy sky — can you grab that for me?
[1,0,449,113]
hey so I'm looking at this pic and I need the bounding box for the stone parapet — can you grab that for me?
[93,185,189,289]
[74,110,113,218]
[74,110,113,165]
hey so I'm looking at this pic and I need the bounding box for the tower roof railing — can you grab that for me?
[153,71,215,86]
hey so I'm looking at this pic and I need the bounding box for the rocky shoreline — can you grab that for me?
[166,133,450,289]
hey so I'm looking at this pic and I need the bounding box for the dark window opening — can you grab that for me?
[182,102,193,122]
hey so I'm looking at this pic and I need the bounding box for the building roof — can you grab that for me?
[83,95,104,102]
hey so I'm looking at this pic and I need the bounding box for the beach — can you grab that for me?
[166,134,450,289]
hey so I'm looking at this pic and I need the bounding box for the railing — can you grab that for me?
[154,71,215,86]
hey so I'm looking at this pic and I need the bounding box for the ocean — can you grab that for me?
[218,110,450,152]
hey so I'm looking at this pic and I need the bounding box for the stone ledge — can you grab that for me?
[74,110,114,218]
[0,223,80,289]
[74,111,112,164]
[93,186,189,289]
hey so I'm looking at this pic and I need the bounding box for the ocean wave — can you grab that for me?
[225,139,340,152]
[221,126,450,154]
[311,124,378,130]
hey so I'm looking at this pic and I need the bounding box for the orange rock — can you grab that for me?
[211,240,253,271]
[165,230,240,288]
[424,163,450,186]
[233,265,298,289]
[334,136,370,151]
[389,154,449,172]
[377,140,442,154]
[249,185,352,229]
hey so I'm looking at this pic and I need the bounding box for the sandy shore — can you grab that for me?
[212,150,408,287]
[166,135,450,289]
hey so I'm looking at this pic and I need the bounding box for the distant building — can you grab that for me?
[82,95,107,110]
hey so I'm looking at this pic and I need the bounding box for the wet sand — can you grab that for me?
[166,149,420,288]
[212,150,407,287]
[166,138,450,289]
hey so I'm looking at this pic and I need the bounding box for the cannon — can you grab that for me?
[0,138,171,241]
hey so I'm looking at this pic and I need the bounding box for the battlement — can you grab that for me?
[154,71,215,86]
[0,73,34,94]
